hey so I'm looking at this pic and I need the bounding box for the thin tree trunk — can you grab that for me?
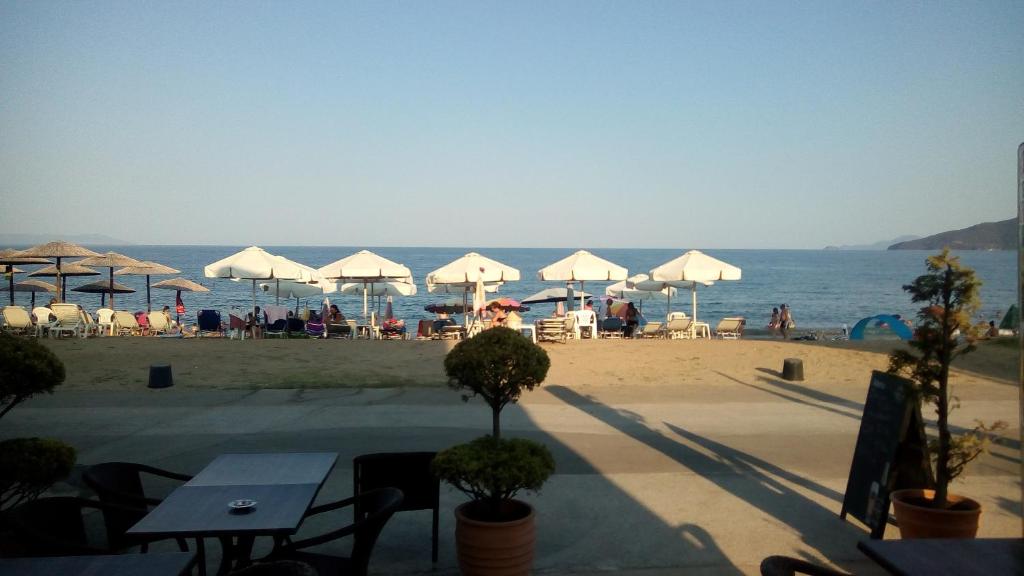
[492,406,501,439]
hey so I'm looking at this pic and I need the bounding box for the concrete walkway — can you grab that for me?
[5,382,1020,575]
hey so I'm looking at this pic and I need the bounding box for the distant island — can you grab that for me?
[0,233,132,247]
[824,235,920,250]
[888,218,1016,250]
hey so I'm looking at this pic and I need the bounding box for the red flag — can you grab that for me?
[175,290,185,315]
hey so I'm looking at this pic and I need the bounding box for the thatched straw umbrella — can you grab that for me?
[13,242,100,303]
[0,279,57,308]
[0,248,51,305]
[115,261,180,312]
[151,277,210,324]
[76,252,143,309]
[72,280,135,307]
[29,262,100,302]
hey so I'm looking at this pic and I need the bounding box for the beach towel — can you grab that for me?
[264,305,288,324]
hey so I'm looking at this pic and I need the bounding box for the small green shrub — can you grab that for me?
[433,436,554,521]
[444,327,550,439]
[0,333,65,421]
[0,437,76,511]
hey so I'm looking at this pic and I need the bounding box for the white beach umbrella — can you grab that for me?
[341,279,417,318]
[261,279,336,313]
[537,250,628,311]
[522,287,593,304]
[204,246,308,316]
[317,250,412,321]
[649,250,741,323]
[426,252,519,325]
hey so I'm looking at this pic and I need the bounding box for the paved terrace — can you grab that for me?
[5,380,1020,575]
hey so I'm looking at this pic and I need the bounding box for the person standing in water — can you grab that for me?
[779,304,793,339]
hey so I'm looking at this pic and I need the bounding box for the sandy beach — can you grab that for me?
[11,335,1020,575]
[38,335,1019,396]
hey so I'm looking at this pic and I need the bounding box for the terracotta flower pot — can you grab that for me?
[454,499,535,576]
[890,488,981,539]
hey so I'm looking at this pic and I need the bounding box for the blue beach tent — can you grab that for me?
[849,315,913,340]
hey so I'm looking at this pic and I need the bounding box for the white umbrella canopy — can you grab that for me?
[649,250,741,322]
[538,250,628,310]
[262,279,335,300]
[425,252,520,285]
[427,252,518,325]
[340,281,416,297]
[204,246,309,315]
[318,250,413,321]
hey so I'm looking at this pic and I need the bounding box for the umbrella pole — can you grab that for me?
[276,279,280,306]
[146,275,152,312]
[580,281,585,312]
[7,265,13,305]
[363,283,368,323]
[109,268,115,309]
[252,279,257,321]
[56,257,63,303]
[31,292,36,309]
[692,284,698,323]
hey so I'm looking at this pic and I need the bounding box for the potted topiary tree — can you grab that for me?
[0,334,76,555]
[887,250,1006,538]
[433,327,555,576]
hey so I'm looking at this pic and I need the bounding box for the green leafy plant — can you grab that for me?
[0,437,76,512]
[433,436,555,520]
[444,327,550,439]
[437,327,555,521]
[888,249,1007,508]
[0,333,66,421]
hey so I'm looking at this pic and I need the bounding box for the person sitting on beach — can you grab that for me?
[779,304,792,339]
[624,302,640,337]
[986,320,999,338]
[605,298,615,319]
[161,305,177,328]
[327,304,346,323]
[246,306,264,339]
[487,302,507,328]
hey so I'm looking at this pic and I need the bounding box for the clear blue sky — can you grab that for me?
[2,1,1021,248]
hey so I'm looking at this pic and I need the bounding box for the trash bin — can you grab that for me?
[782,358,804,381]
[148,365,173,389]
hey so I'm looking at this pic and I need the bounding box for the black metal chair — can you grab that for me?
[353,451,440,563]
[82,461,193,552]
[266,487,404,576]
[6,496,165,556]
[760,556,853,576]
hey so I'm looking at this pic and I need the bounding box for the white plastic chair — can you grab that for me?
[96,308,115,336]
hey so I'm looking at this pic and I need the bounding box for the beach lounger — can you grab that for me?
[563,313,577,340]
[197,309,223,337]
[716,317,745,339]
[80,310,101,337]
[599,317,624,338]
[49,303,87,339]
[536,317,566,343]
[639,321,665,338]
[2,306,34,336]
[96,308,115,336]
[286,317,305,335]
[439,324,465,340]
[416,319,434,340]
[304,318,324,338]
[147,312,171,336]
[113,310,141,336]
[265,319,288,338]
[666,317,693,340]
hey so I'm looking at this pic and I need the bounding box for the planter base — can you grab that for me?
[455,500,535,576]
[891,488,981,539]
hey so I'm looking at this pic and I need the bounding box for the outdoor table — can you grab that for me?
[692,321,711,338]
[0,552,196,576]
[857,538,1024,576]
[128,452,338,576]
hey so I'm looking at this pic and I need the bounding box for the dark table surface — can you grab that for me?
[0,552,195,576]
[128,452,338,538]
[858,538,1024,576]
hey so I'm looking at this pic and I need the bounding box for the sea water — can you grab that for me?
[10,246,1016,331]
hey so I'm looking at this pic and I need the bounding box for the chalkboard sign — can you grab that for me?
[840,370,930,538]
